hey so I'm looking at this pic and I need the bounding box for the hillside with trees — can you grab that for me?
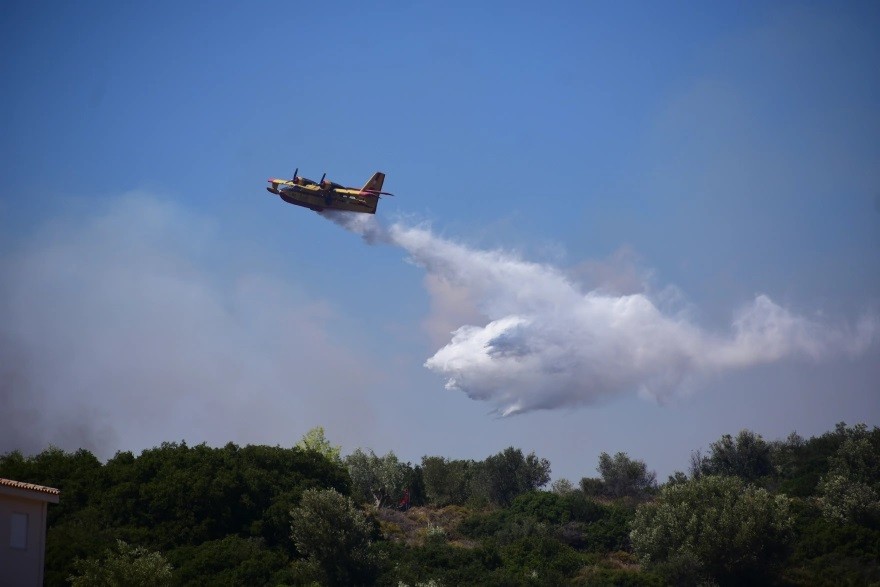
[1,423,878,586]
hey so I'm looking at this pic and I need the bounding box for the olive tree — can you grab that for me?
[630,475,793,584]
[818,425,880,525]
[345,448,410,508]
[596,452,657,498]
[290,488,379,586]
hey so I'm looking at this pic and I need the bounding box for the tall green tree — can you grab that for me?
[290,488,379,586]
[472,447,551,507]
[95,441,349,550]
[421,456,477,506]
[346,448,410,508]
[698,429,773,482]
[596,452,657,498]
[296,426,342,463]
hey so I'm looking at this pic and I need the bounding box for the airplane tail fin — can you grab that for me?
[360,172,385,214]
[361,172,385,194]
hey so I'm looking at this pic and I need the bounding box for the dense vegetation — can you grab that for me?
[1,423,878,586]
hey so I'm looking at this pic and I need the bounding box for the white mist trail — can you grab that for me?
[322,211,876,415]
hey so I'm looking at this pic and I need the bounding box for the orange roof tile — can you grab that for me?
[0,477,61,496]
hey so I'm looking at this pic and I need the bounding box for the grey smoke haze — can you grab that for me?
[1,198,874,459]
[324,211,877,416]
[0,196,379,457]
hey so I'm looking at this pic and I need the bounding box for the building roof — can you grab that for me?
[0,477,61,497]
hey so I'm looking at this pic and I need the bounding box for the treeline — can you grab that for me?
[1,423,878,585]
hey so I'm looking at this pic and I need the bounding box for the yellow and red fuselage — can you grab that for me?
[266,171,387,214]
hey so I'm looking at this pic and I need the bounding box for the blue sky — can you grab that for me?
[2,1,878,483]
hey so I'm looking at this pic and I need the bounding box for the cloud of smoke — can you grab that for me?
[326,213,877,416]
[0,196,380,457]
[2,198,873,459]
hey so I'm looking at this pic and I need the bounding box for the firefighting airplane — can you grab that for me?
[266,169,393,214]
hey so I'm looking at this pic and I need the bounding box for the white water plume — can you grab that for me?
[322,211,876,415]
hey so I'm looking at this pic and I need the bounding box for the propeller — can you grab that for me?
[292,168,298,181]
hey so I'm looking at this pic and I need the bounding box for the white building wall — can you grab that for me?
[0,487,53,587]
